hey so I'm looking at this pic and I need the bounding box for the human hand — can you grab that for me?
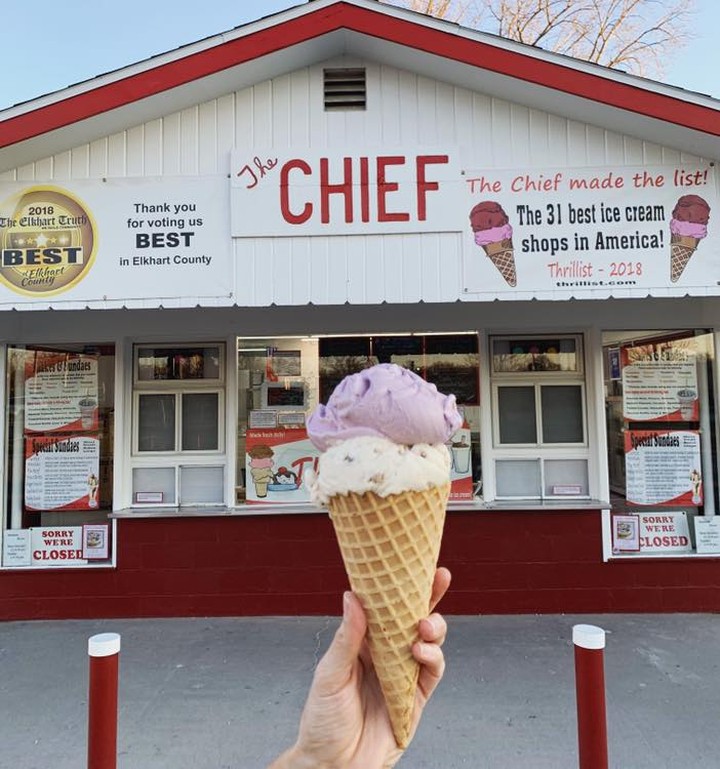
[268,567,451,769]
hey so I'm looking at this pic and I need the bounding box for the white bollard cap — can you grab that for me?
[88,632,121,657]
[573,624,606,650]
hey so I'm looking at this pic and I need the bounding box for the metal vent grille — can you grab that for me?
[324,68,367,110]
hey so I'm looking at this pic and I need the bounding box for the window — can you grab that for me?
[490,335,589,500]
[2,344,116,569]
[132,344,224,507]
[602,330,718,558]
[236,333,480,506]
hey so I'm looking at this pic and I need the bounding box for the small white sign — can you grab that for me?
[30,526,87,567]
[3,529,32,567]
[694,515,720,554]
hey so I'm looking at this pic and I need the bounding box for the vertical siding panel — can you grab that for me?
[144,119,163,176]
[401,235,422,303]
[490,99,513,167]
[439,233,462,302]
[359,62,381,146]
[272,73,292,148]
[566,120,588,165]
[324,236,348,304]
[420,232,442,304]
[70,145,90,179]
[642,141,664,166]
[270,238,293,304]
[35,158,52,178]
[546,115,568,165]
[180,107,199,175]
[89,138,108,178]
[289,70,311,147]
[291,238,313,305]
[108,133,126,177]
[0,170,16,181]
[435,82,456,143]
[308,65,328,149]
[416,77,439,145]
[509,104,530,166]
[233,239,254,306]
[604,130,625,164]
[52,151,72,179]
[397,70,419,145]
[162,113,182,176]
[252,239,274,306]
[528,109,549,164]
[253,82,273,150]
[216,94,236,170]
[381,65,402,145]
[235,88,254,150]
[383,235,405,303]
[16,164,35,182]
[126,125,145,177]
[346,238,367,304]
[623,136,645,164]
[585,125,607,165]
[198,101,219,174]
[661,147,682,165]
[453,88,474,149]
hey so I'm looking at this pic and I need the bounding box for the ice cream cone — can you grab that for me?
[327,482,450,748]
[670,234,698,282]
[483,239,517,286]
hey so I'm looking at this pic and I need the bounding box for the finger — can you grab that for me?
[412,641,446,701]
[418,612,447,647]
[429,567,451,612]
[313,591,367,693]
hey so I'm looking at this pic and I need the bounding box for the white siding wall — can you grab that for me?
[0,59,708,307]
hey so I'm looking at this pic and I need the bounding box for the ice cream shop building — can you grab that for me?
[2,0,720,619]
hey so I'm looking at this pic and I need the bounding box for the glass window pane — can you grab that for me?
[492,337,578,373]
[180,466,224,504]
[138,394,175,451]
[182,393,219,451]
[132,467,176,504]
[541,386,584,443]
[498,386,537,443]
[544,460,589,496]
[496,460,541,497]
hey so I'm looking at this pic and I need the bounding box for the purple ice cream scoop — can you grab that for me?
[307,363,462,451]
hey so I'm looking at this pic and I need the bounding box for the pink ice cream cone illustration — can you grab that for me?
[248,444,274,498]
[469,200,516,286]
[669,194,710,282]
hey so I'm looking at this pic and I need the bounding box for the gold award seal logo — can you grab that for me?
[0,186,97,296]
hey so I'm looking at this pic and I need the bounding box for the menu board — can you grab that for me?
[24,352,99,434]
[24,435,101,511]
[624,430,702,506]
[622,360,698,422]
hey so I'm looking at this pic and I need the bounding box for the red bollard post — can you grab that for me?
[573,624,608,769]
[87,632,121,769]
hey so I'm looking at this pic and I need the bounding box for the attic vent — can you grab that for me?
[324,68,367,110]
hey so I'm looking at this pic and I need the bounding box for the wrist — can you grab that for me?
[267,744,325,769]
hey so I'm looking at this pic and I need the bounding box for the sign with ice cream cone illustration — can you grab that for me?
[245,428,317,504]
[463,164,717,297]
[624,429,702,507]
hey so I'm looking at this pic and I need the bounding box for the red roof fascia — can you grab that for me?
[1,2,717,151]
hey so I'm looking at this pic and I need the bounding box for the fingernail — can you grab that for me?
[343,591,352,618]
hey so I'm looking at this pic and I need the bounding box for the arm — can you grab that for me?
[267,567,451,769]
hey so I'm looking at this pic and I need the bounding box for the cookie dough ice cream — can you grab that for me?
[307,363,461,748]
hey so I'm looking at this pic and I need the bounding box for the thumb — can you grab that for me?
[314,591,367,691]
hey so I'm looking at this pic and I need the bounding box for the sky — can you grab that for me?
[1,0,719,112]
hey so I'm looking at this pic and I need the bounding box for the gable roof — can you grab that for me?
[1,0,719,172]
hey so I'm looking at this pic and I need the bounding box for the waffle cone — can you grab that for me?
[482,239,517,286]
[327,483,450,748]
[670,234,698,282]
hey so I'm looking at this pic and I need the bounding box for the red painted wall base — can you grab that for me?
[2,511,720,620]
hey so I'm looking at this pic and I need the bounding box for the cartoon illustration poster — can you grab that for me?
[245,428,316,504]
[624,430,702,506]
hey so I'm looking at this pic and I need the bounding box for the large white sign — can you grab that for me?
[462,164,717,295]
[231,149,464,236]
[0,178,232,306]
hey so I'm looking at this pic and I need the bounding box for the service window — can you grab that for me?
[490,335,590,500]
[131,344,224,507]
[1,344,116,569]
[602,330,718,558]
[236,333,480,507]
